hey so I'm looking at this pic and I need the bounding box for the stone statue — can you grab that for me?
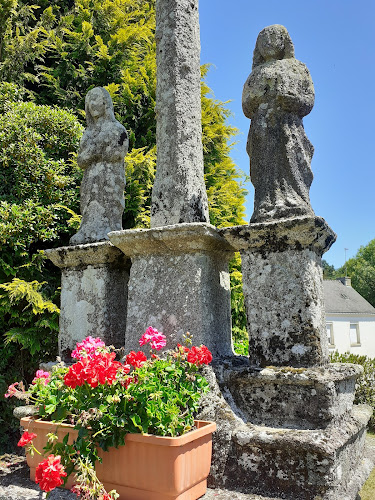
[70,87,128,245]
[243,25,315,223]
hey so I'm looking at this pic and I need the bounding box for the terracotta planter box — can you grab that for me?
[21,417,216,500]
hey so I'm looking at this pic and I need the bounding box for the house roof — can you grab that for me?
[323,280,375,315]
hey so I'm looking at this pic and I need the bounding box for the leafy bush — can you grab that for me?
[0,278,60,452]
[230,253,249,356]
[0,86,84,283]
[330,351,375,431]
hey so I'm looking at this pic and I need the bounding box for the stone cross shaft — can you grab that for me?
[151,0,209,227]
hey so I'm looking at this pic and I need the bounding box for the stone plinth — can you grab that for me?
[226,406,370,499]
[46,242,130,361]
[109,223,234,356]
[197,364,373,500]
[217,361,362,430]
[220,216,336,367]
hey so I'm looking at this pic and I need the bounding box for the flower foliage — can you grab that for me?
[7,328,212,499]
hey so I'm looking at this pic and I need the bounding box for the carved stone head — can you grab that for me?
[85,87,115,126]
[253,25,295,68]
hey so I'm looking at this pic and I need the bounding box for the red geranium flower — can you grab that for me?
[18,431,37,447]
[35,454,67,492]
[125,351,147,368]
[187,345,213,366]
[64,352,122,388]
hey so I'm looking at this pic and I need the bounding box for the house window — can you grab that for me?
[350,323,360,346]
[326,323,334,347]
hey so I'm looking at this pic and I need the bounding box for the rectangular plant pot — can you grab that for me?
[21,417,216,500]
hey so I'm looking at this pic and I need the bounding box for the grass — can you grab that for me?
[359,432,375,500]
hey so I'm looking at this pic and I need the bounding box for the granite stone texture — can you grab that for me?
[109,223,234,356]
[46,242,130,361]
[221,217,336,367]
[216,361,362,430]
[151,0,209,227]
[70,87,128,245]
[243,25,315,223]
[197,364,373,500]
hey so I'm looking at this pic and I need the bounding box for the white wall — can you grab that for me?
[326,314,375,358]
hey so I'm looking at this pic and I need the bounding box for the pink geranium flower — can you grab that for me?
[139,327,167,351]
[71,336,106,361]
[32,370,51,386]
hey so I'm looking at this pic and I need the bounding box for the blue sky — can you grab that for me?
[199,0,375,268]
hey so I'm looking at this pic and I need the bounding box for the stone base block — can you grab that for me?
[109,223,234,357]
[216,360,363,429]
[46,242,130,361]
[220,217,336,367]
[197,364,373,500]
[222,405,371,499]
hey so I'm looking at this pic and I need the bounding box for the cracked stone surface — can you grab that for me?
[109,223,234,357]
[46,242,130,361]
[220,217,336,367]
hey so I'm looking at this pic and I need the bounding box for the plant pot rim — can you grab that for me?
[20,416,216,447]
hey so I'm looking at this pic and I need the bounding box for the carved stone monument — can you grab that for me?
[109,0,233,355]
[243,24,315,223]
[44,12,373,500]
[47,88,130,360]
[210,25,374,499]
[223,25,334,368]
[70,86,128,244]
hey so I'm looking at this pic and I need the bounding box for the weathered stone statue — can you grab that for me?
[243,24,315,223]
[70,87,128,245]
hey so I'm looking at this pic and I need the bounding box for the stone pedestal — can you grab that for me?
[109,223,234,356]
[218,362,362,430]
[46,242,130,361]
[221,216,336,367]
[197,361,373,500]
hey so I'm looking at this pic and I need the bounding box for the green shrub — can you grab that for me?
[330,351,375,432]
[0,278,60,452]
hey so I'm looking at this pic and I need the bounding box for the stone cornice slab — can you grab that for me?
[109,222,235,257]
[219,216,336,256]
[45,241,127,269]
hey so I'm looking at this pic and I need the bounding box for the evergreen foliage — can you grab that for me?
[322,259,337,280]
[0,82,83,283]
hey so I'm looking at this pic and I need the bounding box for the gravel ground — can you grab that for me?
[0,453,275,500]
[2,441,374,500]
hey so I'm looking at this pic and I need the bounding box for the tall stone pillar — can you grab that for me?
[151,0,209,227]
[109,0,233,354]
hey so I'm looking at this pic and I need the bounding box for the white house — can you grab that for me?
[324,278,375,358]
